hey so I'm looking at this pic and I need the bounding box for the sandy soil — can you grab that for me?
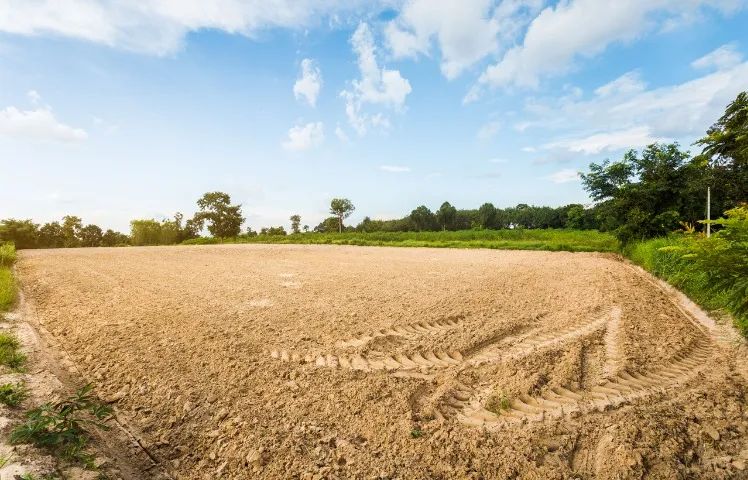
[14,244,748,479]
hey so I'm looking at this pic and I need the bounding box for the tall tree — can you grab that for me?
[192,192,244,238]
[79,224,104,247]
[0,219,39,249]
[329,198,355,233]
[478,203,497,229]
[290,214,302,234]
[62,215,82,248]
[436,202,457,231]
[410,205,437,231]
[38,222,65,248]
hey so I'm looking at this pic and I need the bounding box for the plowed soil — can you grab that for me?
[15,244,748,479]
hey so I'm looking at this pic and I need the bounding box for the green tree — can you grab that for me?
[329,198,355,233]
[192,192,244,238]
[436,202,457,231]
[303,225,309,233]
[79,224,104,247]
[0,219,39,249]
[129,220,162,246]
[290,214,302,234]
[62,215,82,248]
[695,91,748,212]
[38,222,66,248]
[314,217,342,233]
[410,205,437,231]
[101,229,129,247]
[477,203,497,229]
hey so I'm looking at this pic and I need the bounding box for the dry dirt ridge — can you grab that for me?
[10,244,748,479]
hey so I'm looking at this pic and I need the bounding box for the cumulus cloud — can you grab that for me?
[546,168,580,184]
[379,165,411,172]
[385,0,542,79]
[293,58,322,107]
[341,22,412,135]
[516,51,748,155]
[282,121,324,151]
[0,0,389,54]
[467,0,741,99]
[691,43,742,70]
[0,105,87,142]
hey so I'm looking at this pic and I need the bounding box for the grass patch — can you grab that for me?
[11,384,112,464]
[0,332,26,371]
[183,229,619,253]
[0,267,16,312]
[0,243,16,267]
[485,391,511,413]
[0,382,28,407]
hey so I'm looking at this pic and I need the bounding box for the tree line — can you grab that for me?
[1,91,745,249]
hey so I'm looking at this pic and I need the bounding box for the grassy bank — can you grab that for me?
[627,207,748,335]
[183,229,619,253]
[0,243,16,312]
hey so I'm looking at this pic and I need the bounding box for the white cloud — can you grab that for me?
[293,58,322,107]
[546,168,580,184]
[282,121,324,151]
[468,0,741,98]
[0,105,87,142]
[517,54,748,152]
[334,125,350,143]
[477,120,501,140]
[27,90,42,105]
[0,0,387,55]
[488,157,508,163]
[691,43,742,70]
[341,22,412,135]
[379,165,411,172]
[385,0,543,79]
[594,71,646,97]
[544,126,664,155]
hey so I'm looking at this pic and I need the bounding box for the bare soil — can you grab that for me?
[14,244,748,479]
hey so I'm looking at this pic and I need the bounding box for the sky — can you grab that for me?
[1,0,748,232]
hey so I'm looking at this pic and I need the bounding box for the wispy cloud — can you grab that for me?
[379,165,411,173]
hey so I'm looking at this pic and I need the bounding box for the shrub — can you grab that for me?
[11,384,112,462]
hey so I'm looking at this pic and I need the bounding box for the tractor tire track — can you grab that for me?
[334,316,464,349]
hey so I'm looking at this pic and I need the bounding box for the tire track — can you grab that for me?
[447,338,714,430]
[602,306,624,378]
[334,316,464,349]
[270,347,464,371]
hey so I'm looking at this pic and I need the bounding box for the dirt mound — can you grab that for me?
[16,244,748,479]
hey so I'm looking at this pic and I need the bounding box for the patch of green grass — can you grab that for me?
[183,229,620,253]
[485,391,511,413]
[0,382,28,407]
[0,332,26,371]
[410,428,423,438]
[11,384,112,463]
[0,267,15,312]
[0,243,16,267]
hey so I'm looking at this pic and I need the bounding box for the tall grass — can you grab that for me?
[183,229,619,253]
[627,206,748,335]
[0,243,16,312]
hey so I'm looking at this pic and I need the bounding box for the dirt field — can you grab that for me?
[14,244,748,479]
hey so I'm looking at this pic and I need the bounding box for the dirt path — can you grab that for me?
[14,244,748,479]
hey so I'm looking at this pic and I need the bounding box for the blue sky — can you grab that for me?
[1,0,747,232]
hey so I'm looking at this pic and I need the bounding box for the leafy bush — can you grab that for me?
[0,382,28,407]
[11,384,112,462]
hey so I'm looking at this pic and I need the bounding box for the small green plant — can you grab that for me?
[486,391,511,413]
[0,333,26,370]
[0,243,16,267]
[0,382,27,407]
[0,453,12,468]
[410,428,423,438]
[0,267,15,312]
[11,384,113,463]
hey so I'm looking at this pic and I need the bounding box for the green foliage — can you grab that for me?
[329,198,355,233]
[409,205,437,231]
[259,226,287,236]
[0,219,39,249]
[410,428,423,438]
[0,382,28,407]
[289,214,301,234]
[436,201,457,231]
[78,225,104,247]
[628,206,748,335]
[0,332,26,370]
[11,384,113,463]
[183,229,618,252]
[0,242,16,267]
[0,268,17,312]
[193,192,244,238]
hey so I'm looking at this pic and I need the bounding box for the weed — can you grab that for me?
[0,243,15,267]
[11,384,113,463]
[0,453,11,467]
[0,333,26,371]
[0,382,27,407]
[410,428,423,438]
[0,267,15,312]
[486,391,511,413]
